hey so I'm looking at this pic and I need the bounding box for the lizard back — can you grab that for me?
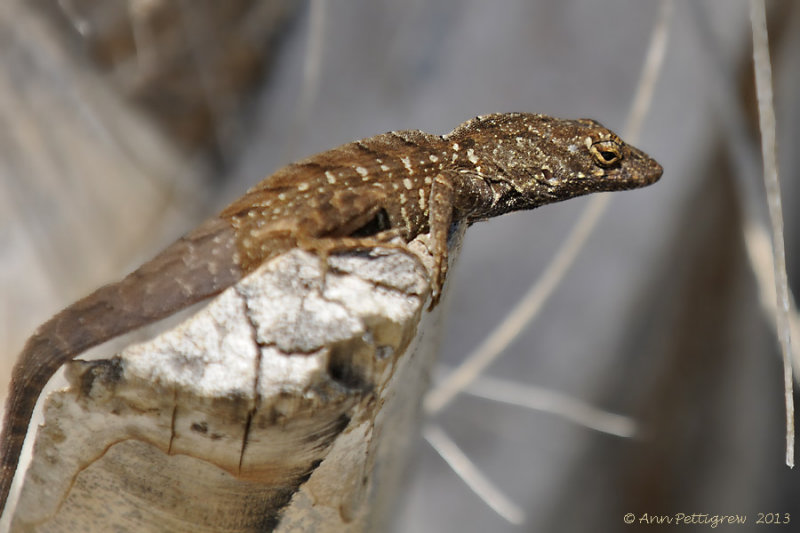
[220,129,445,273]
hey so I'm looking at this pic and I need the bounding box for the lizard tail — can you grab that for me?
[0,217,242,519]
[0,332,75,521]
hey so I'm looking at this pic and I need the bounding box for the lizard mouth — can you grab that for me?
[620,147,663,188]
[647,158,664,183]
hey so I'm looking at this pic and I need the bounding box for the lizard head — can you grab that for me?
[446,113,662,214]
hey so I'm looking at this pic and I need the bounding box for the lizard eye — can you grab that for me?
[590,141,622,167]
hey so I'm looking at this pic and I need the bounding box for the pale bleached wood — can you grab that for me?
[9,232,457,532]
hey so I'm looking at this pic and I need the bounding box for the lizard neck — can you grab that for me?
[458,178,523,223]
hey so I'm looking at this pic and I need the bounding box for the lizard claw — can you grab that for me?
[427,255,447,310]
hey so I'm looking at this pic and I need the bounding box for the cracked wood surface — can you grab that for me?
[8,240,444,532]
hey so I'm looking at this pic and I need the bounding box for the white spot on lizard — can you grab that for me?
[400,156,414,174]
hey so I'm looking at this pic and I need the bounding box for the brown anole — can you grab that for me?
[0,113,662,516]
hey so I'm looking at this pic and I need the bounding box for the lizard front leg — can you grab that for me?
[427,172,457,308]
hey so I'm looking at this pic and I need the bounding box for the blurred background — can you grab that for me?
[1,0,799,531]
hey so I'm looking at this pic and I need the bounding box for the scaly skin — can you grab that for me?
[0,113,662,517]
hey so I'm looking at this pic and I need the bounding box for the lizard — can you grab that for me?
[0,112,662,517]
